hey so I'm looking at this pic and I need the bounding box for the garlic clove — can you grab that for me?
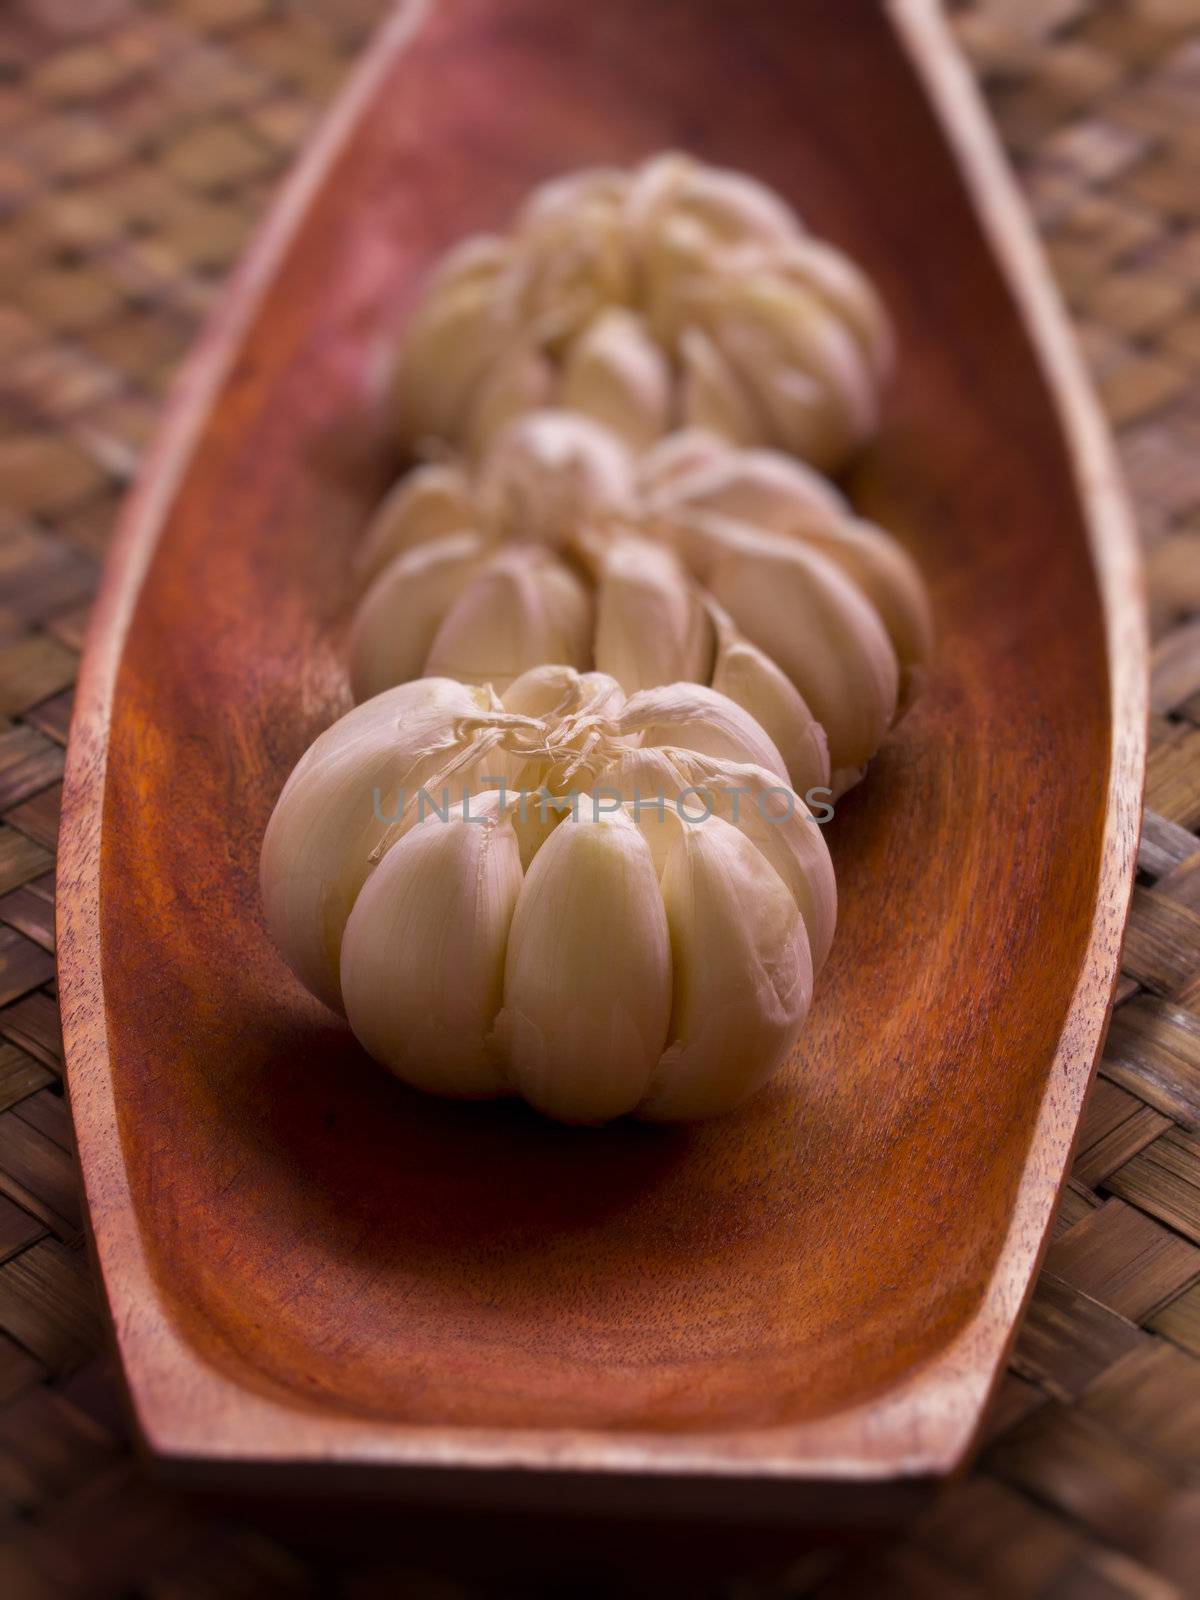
[260,677,490,1010]
[702,521,899,772]
[560,308,673,450]
[501,663,623,722]
[789,515,934,687]
[592,536,714,694]
[774,235,894,382]
[646,441,848,532]
[638,213,714,344]
[598,745,836,973]
[418,233,512,299]
[678,325,764,446]
[423,547,593,690]
[626,152,801,256]
[340,792,523,1098]
[695,758,838,974]
[709,271,877,470]
[349,532,487,703]
[466,344,557,458]
[618,681,788,782]
[514,174,632,347]
[708,606,831,797]
[395,268,513,445]
[517,166,629,235]
[476,409,635,546]
[637,428,730,495]
[356,463,475,584]
[494,807,672,1123]
[637,813,812,1121]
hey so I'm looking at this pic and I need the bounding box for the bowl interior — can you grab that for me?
[98,0,1110,1435]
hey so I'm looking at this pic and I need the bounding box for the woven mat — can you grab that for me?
[1,1,1199,1595]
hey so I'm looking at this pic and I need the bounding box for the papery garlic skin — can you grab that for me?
[340,792,523,1097]
[500,661,624,723]
[616,682,788,783]
[393,152,892,472]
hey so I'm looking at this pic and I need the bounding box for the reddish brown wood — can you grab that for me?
[56,0,1146,1519]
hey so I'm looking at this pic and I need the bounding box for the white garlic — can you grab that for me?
[348,532,488,700]
[638,811,811,1121]
[694,266,877,471]
[356,462,474,583]
[706,600,830,797]
[466,344,556,457]
[394,264,515,445]
[262,667,835,1123]
[260,676,493,1009]
[640,432,847,529]
[423,546,593,688]
[494,806,672,1123]
[351,527,708,703]
[590,535,714,693]
[393,152,893,472]
[475,409,635,545]
[340,790,522,1098]
[677,325,764,447]
[644,436,933,690]
[615,682,787,782]
[626,151,801,254]
[594,744,836,974]
[634,427,732,492]
[354,411,929,790]
[559,308,673,450]
[657,513,899,774]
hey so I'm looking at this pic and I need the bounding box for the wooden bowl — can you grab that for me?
[57,0,1146,1523]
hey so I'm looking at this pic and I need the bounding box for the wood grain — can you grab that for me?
[55,0,1146,1519]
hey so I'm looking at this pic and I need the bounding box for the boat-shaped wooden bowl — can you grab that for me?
[58,0,1146,1523]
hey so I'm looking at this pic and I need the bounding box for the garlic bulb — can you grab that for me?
[395,152,891,472]
[353,410,931,793]
[261,666,836,1122]
[351,412,728,708]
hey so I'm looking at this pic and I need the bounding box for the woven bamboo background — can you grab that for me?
[1,0,1198,1594]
